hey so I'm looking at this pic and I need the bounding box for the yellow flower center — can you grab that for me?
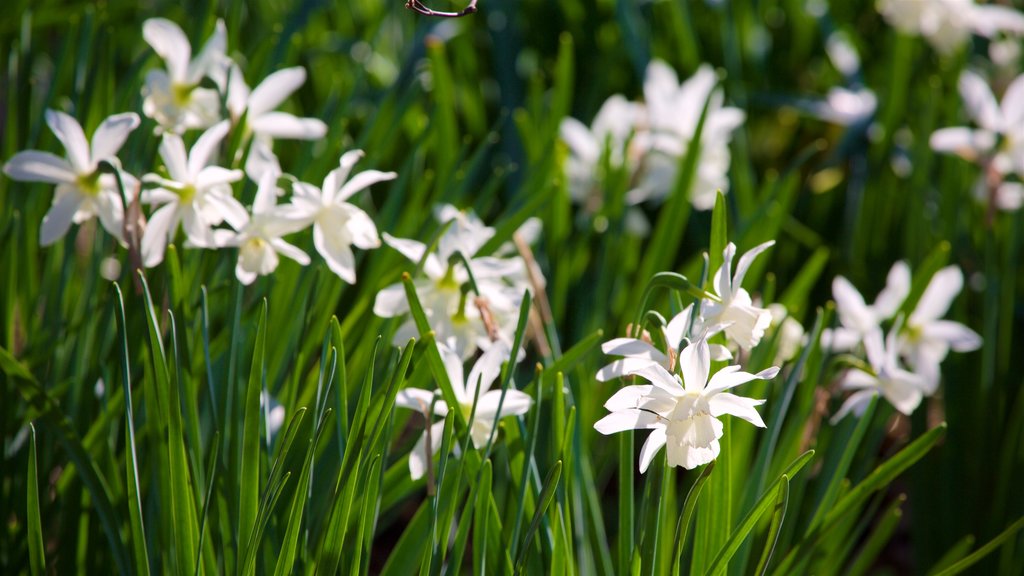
[76,172,101,197]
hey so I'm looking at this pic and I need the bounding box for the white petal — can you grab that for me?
[157,134,189,182]
[732,240,774,292]
[872,261,911,319]
[141,202,180,268]
[714,243,736,298]
[187,120,231,177]
[395,388,446,415]
[466,340,510,398]
[922,320,982,352]
[342,205,381,250]
[602,384,654,412]
[250,112,327,140]
[929,127,994,160]
[45,110,91,173]
[706,365,779,394]
[373,282,409,317]
[142,18,191,82]
[863,328,886,372]
[559,117,599,162]
[910,266,963,325]
[679,338,710,392]
[663,306,694,349]
[709,393,766,427]
[408,420,447,481]
[4,151,76,184]
[185,19,226,85]
[593,409,660,435]
[970,5,1024,38]
[830,389,877,424]
[476,389,532,420]
[336,169,397,203]
[437,343,466,402]
[596,358,661,382]
[248,67,306,117]
[959,70,1002,131]
[638,428,668,473]
[196,166,243,190]
[39,191,82,245]
[313,222,356,284]
[630,363,683,394]
[1000,73,1024,126]
[832,275,873,332]
[996,182,1024,211]
[90,113,141,164]
[601,338,665,360]
[94,190,126,242]
[270,238,311,265]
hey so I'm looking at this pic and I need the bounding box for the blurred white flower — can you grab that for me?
[632,61,745,210]
[930,70,1024,211]
[395,341,530,480]
[141,120,245,267]
[832,325,929,421]
[286,150,394,283]
[594,337,777,472]
[823,261,910,352]
[373,206,530,358]
[701,241,774,350]
[768,304,804,364]
[215,172,310,285]
[877,0,1024,55]
[4,110,140,245]
[142,18,226,133]
[900,266,982,392]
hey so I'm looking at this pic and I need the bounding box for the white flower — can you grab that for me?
[832,326,929,421]
[823,261,910,352]
[141,18,226,133]
[141,120,245,267]
[768,304,805,364]
[900,266,982,392]
[632,61,745,210]
[373,206,530,359]
[594,338,778,472]
[4,110,140,245]
[877,0,1024,55]
[395,341,531,480]
[701,241,774,350]
[596,304,731,382]
[286,150,394,283]
[215,172,310,285]
[559,94,644,207]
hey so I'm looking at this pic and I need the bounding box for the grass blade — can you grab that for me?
[27,423,45,576]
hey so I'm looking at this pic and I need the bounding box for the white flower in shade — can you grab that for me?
[632,61,745,210]
[597,304,731,382]
[823,261,911,352]
[214,172,310,285]
[594,337,778,472]
[877,0,1024,56]
[395,341,531,480]
[4,110,140,245]
[768,304,805,364]
[220,64,328,180]
[141,120,245,267]
[286,150,394,283]
[373,206,530,359]
[930,70,1024,211]
[832,326,929,421]
[559,94,644,207]
[900,266,982,392]
[701,241,774,350]
[142,18,226,133]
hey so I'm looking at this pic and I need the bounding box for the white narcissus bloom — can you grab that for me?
[286,150,394,283]
[141,120,245,267]
[633,61,745,210]
[877,0,1024,56]
[4,110,140,245]
[900,266,982,392]
[595,338,778,472]
[142,19,226,133]
[930,70,1024,211]
[597,304,731,382]
[823,261,911,352]
[395,341,531,480]
[215,172,310,285]
[701,241,774,350]
[833,326,929,422]
[373,206,530,359]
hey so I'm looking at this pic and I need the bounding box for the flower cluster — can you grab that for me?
[825,262,982,420]
[877,0,1024,55]
[559,60,744,220]
[3,19,396,286]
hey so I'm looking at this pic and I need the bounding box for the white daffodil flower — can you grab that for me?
[877,0,1024,56]
[141,18,226,133]
[832,326,929,422]
[594,337,778,472]
[632,61,745,210]
[596,304,731,382]
[141,120,245,267]
[395,341,530,480]
[373,206,530,359]
[219,64,328,180]
[559,94,644,208]
[4,110,140,245]
[701,241,774,350]
[823,261,910,352]
[286,150,394,283]
[214,172,310,285]
[900,266,982,393]
[930,70,1024,211]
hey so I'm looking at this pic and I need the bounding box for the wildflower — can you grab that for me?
[595,338,777,472]
[141,120,245,267]
[877,0,1024,56]
[396,341,530,480]
[930,70,1024,211]
[832,326,929,421]
[632,61,745,210]
[142,18,226,133]
[900,266,982,392]
[373,206,530,358]
[701,241,774,350]
[215,172,310,285]
[823,261,910,352]
[286,150,394,283]
[4,110,140,245]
